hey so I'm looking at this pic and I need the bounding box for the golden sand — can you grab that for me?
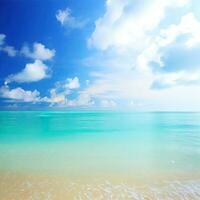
[0,171,200,200]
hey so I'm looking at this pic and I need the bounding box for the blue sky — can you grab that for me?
[1,0,200,111]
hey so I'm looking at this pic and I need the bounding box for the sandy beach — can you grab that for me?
[1,170,200,200]
[0,112,200,199]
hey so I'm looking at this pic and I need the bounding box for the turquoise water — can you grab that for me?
[0,111,200,180]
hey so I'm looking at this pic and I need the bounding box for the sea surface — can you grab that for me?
[0,111,200,199]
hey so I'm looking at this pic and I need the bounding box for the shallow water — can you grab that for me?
[0,111,200,199]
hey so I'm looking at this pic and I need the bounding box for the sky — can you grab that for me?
[1,0,200,111]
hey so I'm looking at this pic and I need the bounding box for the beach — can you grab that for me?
[0,171,200,199]
[0,111,200,199]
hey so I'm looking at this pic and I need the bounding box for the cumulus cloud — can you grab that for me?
[44,77,78,105]
[152,70,200,89]
[51,76,80,93]
[47,88,68,105]
[0,33,17,57]
[158,13,200,48]
[0,85,40,102]
[21,43,55,61]
[66,93,94,107]
[87,0,192,77]
[81,0,200,110]
[43,77,94,107]
[56,8,86,29]
[6,60,49,83]
[65,77,80,89]
[0,76,94,107]
[137,12,200,88]
[1,46,17,57]
[138,12,200,72]
[88,0,189,50]
[3,1,200,110]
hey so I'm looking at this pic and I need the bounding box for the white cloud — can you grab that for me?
[0,33,17,57]
[6,60,49,83]
[83,72,152,101]
[56,8,71,25]
[45,77,80,105]
[82,0,200,110]
[21,43,55,61]
[158,13,200,48]
[64,77,80,89]
[3,42,54,84]
[88,0,189,50]
[47,88,67,105]
[67,93,94,107]
[43,77,94,107]
[87,0,193,75]
[56,8,86,29]
[3,1,200,110]
[152,70,200,89]
[0,77,93,107]
[0,85,40,102]
[136,12,200,73]
[44,77,78,105]
[1,46,17,57]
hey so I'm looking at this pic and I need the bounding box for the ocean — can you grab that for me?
[0,111,200,199]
